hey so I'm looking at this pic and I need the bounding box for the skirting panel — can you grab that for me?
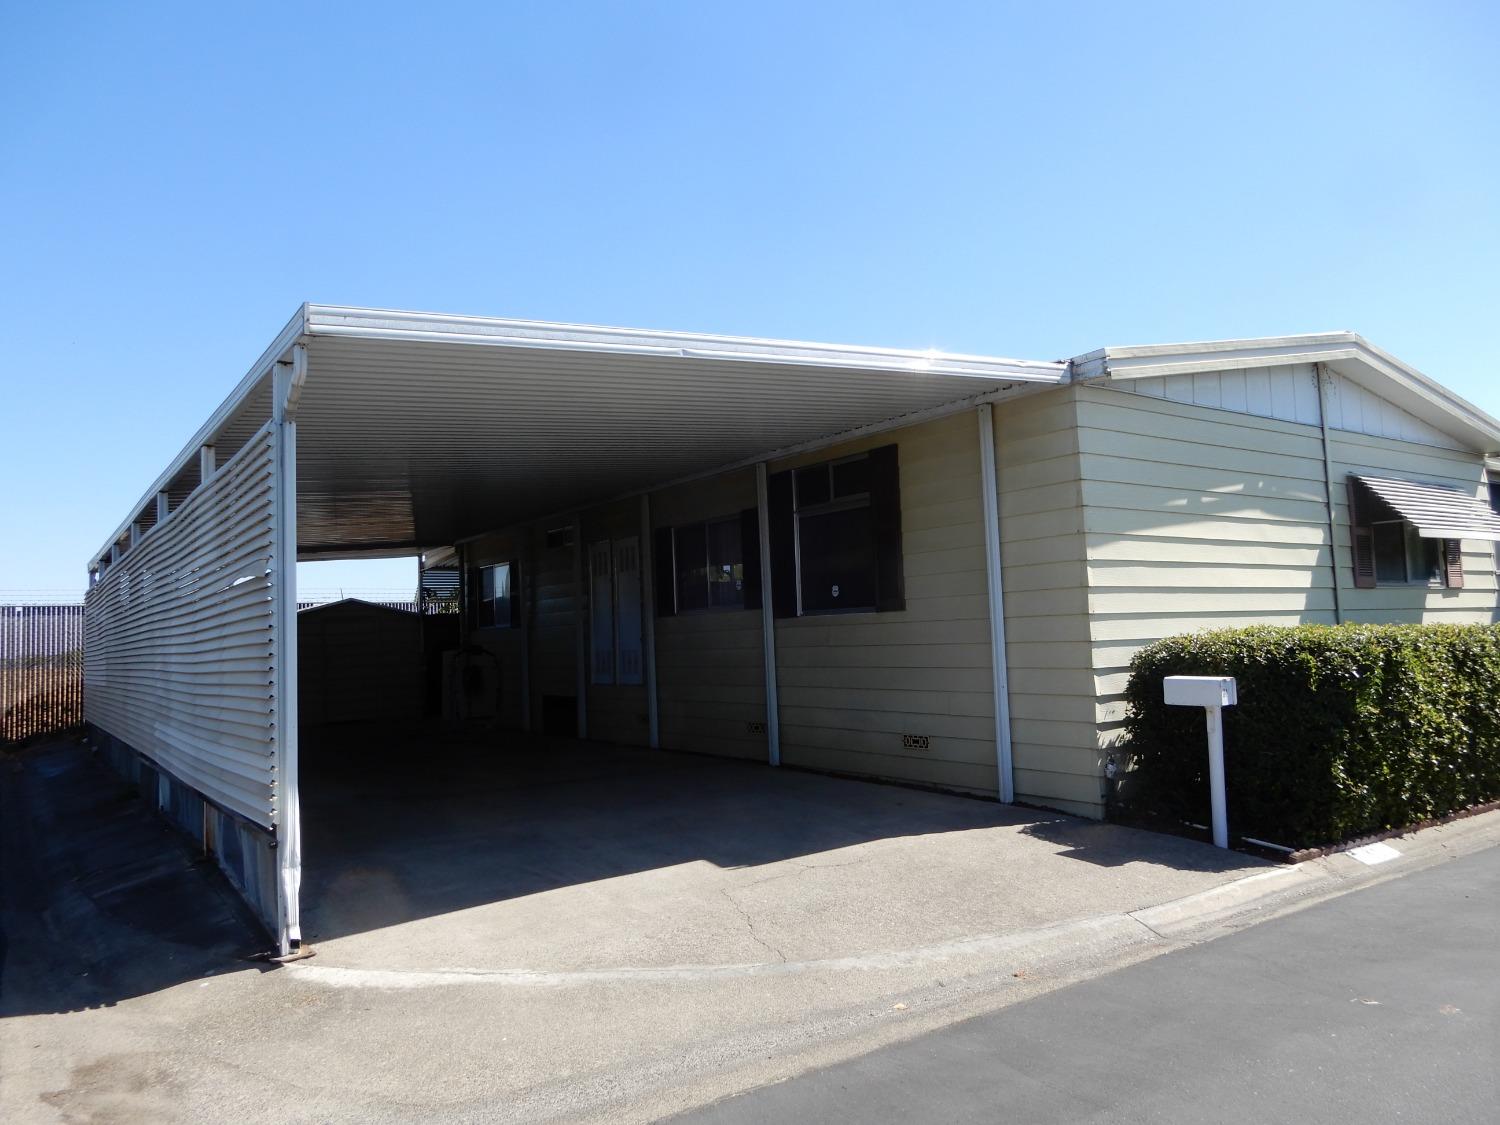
[90,723,278,934]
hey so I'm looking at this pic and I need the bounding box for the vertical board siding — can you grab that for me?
[769,412,998,794]
[994,388,1102,817]
[652,469,767,761]
[1324,371,1462,450]
[1119,363,1322,426]
[1119,365,1462,451]
[84,423,281,829]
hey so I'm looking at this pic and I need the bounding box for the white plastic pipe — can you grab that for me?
[1204,704,1228,849]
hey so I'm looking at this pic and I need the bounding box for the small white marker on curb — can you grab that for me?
[1346,842,1402,866]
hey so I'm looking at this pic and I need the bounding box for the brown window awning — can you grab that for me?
[1353,475,1500,542]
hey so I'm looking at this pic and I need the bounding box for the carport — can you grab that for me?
[83,304,1066,953]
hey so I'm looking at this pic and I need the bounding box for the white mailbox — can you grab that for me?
[1163,675,1237,708]
[1162,674,1238,849]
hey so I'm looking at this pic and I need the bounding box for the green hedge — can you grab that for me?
[1117,624,1500,849]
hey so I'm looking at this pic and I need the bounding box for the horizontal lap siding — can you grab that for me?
[653,470,767,761]
[995,388,1100,816]
[771,412,998,795]
[1076,385,1497,776]
[1328,429,1498,617]
[84,424,281,829]
[1075,386,1339,770]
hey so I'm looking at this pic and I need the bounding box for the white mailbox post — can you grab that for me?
[1163,675,1238,849]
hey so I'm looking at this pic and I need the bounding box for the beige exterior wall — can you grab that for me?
[992,387,1100,817]
[768,411,1000,795]
[1073,382,1497,787]
[1329,427,1499,620]
[448,375,1495,822]
[651,469,767,761]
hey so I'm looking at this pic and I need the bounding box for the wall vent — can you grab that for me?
[746,720,767,735]
[902,734,931,751]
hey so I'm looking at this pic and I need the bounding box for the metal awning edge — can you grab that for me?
[1355,474,1500,542]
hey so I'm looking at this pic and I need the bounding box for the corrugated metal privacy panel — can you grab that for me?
[84,422,282,828]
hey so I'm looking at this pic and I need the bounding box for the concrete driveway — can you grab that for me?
[297,731,1265,977]
[7,734,1296,1123]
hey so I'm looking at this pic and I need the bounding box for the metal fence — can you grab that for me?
[1,602,85,745]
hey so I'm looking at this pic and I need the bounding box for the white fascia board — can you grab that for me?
[1068,332,1500,454]
[89,305,309,570]
[303,305,1064,383]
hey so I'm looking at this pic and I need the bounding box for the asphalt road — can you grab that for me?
[677,845,1500,1124]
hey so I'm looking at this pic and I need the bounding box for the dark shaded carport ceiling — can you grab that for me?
[289,310,1067,556]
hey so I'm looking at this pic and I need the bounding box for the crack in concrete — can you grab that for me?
[718,887,787,963]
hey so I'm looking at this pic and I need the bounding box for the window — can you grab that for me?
[792,452,886,614]
[654,511,760,618]
[472,562,516,628]
[1490,478,1499,575]
[1347,475,1462,590]
[764,445,903,618]
[1372,521,1442,587]
[670,516,744,613]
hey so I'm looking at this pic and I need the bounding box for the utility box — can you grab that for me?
[1163,675,1237,709]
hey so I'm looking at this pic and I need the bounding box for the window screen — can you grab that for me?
[475,563,513,628]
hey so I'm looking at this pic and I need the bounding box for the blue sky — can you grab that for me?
[3,1,1497,597]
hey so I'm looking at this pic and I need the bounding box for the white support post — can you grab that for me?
[271,352,305,955]
[640,493,660,749]
[976,404,1015,804]
[755,462,781,767]
[520,535,532,733]
[110,544,121,567]
[199,443,217,483]
[156,491,170,524]
[130,522,142,547]
[573,515,588,741]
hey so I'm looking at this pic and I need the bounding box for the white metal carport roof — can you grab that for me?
[90,305,1067,567]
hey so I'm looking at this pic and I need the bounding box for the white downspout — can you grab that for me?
[977,404,1015,803]
[573,515,588,740]
[755,462,781,767]
[1315,363,1344,624]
